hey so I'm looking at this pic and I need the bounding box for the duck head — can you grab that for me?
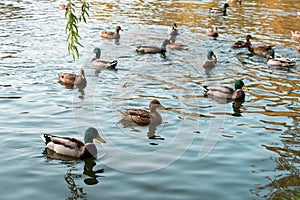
[207,50,217,61]
[149,99,165,110]
[234,80,248,90]
[93,48,101,59]
[84,127,106,144]
[116,26,123,33]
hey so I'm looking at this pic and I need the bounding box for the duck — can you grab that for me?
[57,69,86,87]
[101,26,123,39]
[246,35,273,56]
[118,99,165,126]
[41,127,106,159]
[136,39,170,54]
[168,22,179,36]
[291,31,300,40]
[91,47,118,69]
[267,49,296,67]
[209,3,229,15]
[231,34,252,48]
[207,27,218,38]
[203,80,247,100]
[58,4,68,10]
[167,36,188,50]
[202,50,217,68]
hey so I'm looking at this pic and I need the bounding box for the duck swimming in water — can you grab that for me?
[118,99,165,126]
[57,69,86,88]
[136,40,170,54]
[101,26,123,39]
[41,127,106,159]
[203,80,247,100]
[267,49,296,67]
[231,35,252,48]
[207,27,218,38]
[202,50,217,69]
[209,3,229,15]
[91,47,118,69]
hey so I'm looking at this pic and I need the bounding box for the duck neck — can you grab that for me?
[149,107,162,124]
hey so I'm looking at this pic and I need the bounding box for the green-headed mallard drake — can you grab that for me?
[91,47,118,69]
[168,22,179,36]
[267,49,296,67]
[41,127,106,159]
[202,50,217,68]
[57,69,86,87]
[207,27,218,38]
[291,31,300,40]
[203,80,247,100]
[231,35,252,48]
[136,39,170,54]
[209,3,229,15]
[101,26,123,39]
[167,36,188,50]
[246,36,273,56]
[118,99,165,126]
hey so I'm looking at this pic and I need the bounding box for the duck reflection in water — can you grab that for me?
[43,148,105,185]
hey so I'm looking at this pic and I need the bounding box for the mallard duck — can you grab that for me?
[203,80,247,100]
[207,27,218,38]
[167,36,188,50]
[41,127,106,159]
[118,99,165,126]
[267,49,296,67]
[57,69,86,87]
[91,48,118,69]
[291,31,300,40]
[168,22,179,36]
[202,50,217,68]
[246,36,273,56]
[231,35,252,48]
[209,3,229,15]
[136,39,170,54]
[101,26,123,39]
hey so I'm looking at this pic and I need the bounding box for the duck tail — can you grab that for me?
[110,60,118,69]
[41,134,51,144]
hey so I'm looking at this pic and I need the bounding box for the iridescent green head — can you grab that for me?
[84,127,106,144]
[207,50,216,60]
[235,80,246,90]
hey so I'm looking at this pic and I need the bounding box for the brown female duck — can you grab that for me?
[57,69,86,87]
[101,26,123,39]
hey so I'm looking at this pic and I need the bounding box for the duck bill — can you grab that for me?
[158,104,166,110]
[212,55,217,60]
[242,85,248,90]
[96,135,106,143]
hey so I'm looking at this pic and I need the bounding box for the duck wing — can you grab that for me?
[57,73,76,84]
[136,45,163,54]
[119,109,151,125]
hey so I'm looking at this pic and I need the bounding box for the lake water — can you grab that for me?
[0,0,299,199]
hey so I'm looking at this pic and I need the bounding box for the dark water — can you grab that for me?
[0,0,299,199]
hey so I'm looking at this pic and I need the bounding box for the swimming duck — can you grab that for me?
[101,26,123,39]
[202,50,217,68]
[231,35,252,48]
[58,4,68,10]
[57,69,86,87]
[203,80,247,100]
[167,36,188,50]
[207,27,218,38]
[267,49,296,67]
[41,127,106,159]
[91,48,118,69]
[209,3,229,15]
[118,99,165,126]
[246,36,273,56]
[136,39,170,54]
[168,22,179,36]
[291,31,300,40]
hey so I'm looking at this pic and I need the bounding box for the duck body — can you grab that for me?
[101,26,123,39]
[267,49,296,67]
[232,35,252,48]
[209,3,229,15]
[248,44,273,56]
[91,48,118,69]
[41,127,106,159]
[207,27,218,38]
[202,50,217,68]
[168,36,188,50]
[57,69,86,87]
[136,40,170,54]
[118,99,165,126]
[203,80,247,100]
